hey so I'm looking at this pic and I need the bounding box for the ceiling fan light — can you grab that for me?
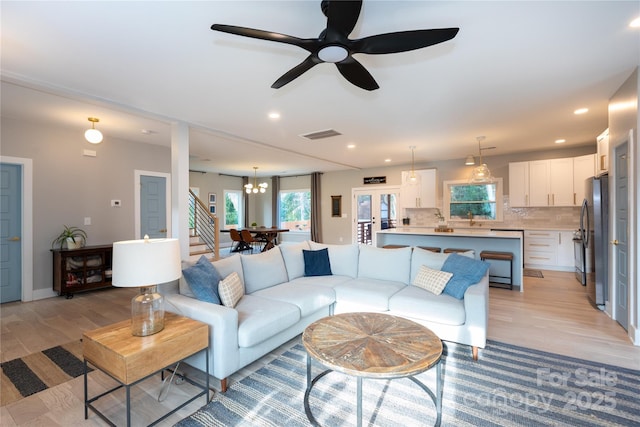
[318,45,349,63]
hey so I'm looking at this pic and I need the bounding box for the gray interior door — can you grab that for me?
[140,175,167,239]
[0,163,22,303]
[613,142,628,330]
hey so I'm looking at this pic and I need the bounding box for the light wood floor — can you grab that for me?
[1,270,638,426]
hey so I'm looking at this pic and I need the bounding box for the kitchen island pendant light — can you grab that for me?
[405,146,421,186]
[469,136,494,183]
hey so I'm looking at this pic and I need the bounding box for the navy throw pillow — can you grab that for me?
[303,248,332,277]
[182,255,222,304]
[440,253,490,299]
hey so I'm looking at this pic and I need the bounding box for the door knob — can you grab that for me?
[8,236,20,241]
[611,240,619,245]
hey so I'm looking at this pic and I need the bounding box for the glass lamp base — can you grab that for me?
[131,285,165,337]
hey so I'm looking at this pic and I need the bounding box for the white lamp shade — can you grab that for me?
[112,237,181,287]
[84,128,103,144]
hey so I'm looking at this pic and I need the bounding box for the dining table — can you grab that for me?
[222,227,289,252]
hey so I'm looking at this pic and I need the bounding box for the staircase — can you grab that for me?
[188,189,222,262]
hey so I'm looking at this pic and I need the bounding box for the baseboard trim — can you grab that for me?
[32,288,57,301]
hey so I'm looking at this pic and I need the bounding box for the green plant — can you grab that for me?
[434,208,445,222]
[52,225,87,249]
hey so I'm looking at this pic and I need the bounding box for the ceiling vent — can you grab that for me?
[300,129,342,140]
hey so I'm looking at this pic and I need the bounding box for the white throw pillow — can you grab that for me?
[412,265,453,295]
[218,272,244,308]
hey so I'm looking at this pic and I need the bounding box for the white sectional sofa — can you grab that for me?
[159,241,489,392]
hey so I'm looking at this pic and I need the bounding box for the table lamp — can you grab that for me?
[112,235,181,337]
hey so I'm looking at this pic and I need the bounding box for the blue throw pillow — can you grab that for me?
[440,253,490,299]
[303,248,332,277]
[182,255,222,304]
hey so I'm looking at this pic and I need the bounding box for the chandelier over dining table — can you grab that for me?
[245,166,268,194]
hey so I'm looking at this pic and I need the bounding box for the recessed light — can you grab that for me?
[384,158,392,163]
[574,108,589,115]
[630,17,640,28]
[347,144,356,149]
[141,129,156,135]
[268,112,280,120]
[555,139,566,144]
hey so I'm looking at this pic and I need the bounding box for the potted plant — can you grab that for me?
[52,225,87,250]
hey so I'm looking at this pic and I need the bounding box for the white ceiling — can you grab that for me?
[2,1,638,178]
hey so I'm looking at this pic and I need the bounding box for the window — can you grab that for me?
[443,179,503,222]
[279,189,311,232]
[224,190,243,229]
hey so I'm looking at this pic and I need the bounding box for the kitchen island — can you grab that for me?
[377,228,524,291]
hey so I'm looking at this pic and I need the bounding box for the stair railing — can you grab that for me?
[189,189,220,260]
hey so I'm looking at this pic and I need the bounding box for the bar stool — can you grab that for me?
[382,245,409,249]
[443,248,473,254]
[417,246,441,253]
[480,251,514,290]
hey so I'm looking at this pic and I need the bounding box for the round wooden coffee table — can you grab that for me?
[302,312,443,427]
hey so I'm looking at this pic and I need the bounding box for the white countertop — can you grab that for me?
[378,227,523,239]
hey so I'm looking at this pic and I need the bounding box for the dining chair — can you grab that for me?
[230,229,251,253]
[240,229,263,253]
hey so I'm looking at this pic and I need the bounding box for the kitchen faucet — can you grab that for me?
[468,211,476,226]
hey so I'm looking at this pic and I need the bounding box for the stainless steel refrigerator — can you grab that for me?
[580,174,608,309]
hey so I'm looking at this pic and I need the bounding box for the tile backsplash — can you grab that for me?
[405,196,580,230]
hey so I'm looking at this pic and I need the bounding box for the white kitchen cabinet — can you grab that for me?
[400,169,436,209]
[509,154,595,207]
[524,229,575,270]
[508,161,529,207]
[573,154,595,205]
[596,129,609,175]
[528,160,551,206]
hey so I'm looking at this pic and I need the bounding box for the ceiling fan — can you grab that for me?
[211,0,459,91]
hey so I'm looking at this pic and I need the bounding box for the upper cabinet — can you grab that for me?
[596,129,609,175]
[509,154,595,207]
[400,169,437,209]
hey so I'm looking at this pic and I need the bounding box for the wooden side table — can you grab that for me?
[83,312,209,426]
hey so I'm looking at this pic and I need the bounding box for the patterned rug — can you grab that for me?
[523,269,544,278]
[176,339,639,427]
[0,340,89,406]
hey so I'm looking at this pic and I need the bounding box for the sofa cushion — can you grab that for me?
[252,281,335,317]
[279,241,311,280]
[182,255,222,304]
[218,272,244,308]
[412,265,452,295]
[309,241,359,278]
[212,254,244,285]
[235,295,300,347]
[303,248,332,276]
[179,261,196,298]
[288,275,353,288]
[388,286,466,326]
[333,277,406,312]
[441,253,490,299]
[410,248,451,283]
[358,245,411,284]
[240,247,289,294]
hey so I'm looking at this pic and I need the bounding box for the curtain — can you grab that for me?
[271,175,280,227]
[242,176,249,228]
[310,172,322,242]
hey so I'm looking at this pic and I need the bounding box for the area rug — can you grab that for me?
[0,340,89,406]
[176,339,639,427]
[523,269,544,278]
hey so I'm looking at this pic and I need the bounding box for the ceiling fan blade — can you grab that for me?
[335,57,379,91]
[211,24,317,51]
[271,55,321,89]
[324,0,362,41]
[352,28,459,54]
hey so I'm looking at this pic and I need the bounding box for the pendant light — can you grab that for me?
[244,167,268,194]
[469,136,495,183]
[405,146,421,186]
[84,117,103,144]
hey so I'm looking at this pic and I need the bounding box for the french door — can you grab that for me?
[352,187,399,246]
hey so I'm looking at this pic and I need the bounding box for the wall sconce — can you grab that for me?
[84,117,103,144]
[464,155,475,166]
